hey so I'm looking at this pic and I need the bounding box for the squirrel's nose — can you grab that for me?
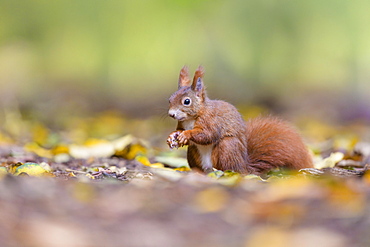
[168,109,176,119]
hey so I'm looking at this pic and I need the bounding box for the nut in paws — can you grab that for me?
[167,131,181,149]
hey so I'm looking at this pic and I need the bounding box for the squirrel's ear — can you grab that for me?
[178,65,191,88]
[191,66,205,94]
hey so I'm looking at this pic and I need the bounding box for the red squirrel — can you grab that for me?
[167,66,313,175]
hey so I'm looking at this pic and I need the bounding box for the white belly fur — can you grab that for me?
[180,120,214,171]
[196,144,214,171]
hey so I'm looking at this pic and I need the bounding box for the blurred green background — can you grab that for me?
[0,0,369,122]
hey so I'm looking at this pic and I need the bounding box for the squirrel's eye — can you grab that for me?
[183,98,191,106]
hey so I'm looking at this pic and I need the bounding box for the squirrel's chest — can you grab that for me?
[181,120,195,130]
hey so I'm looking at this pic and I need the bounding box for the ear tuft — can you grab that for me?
[191,66,205,93]
[193,66,204,82]
[178,65,191,88]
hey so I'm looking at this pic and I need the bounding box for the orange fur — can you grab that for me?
[245,117,313,175]
[178,66,191,88]
[192,66,205,85]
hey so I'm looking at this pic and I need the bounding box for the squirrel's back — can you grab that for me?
[245,116,313,175]
[197,99,247,137]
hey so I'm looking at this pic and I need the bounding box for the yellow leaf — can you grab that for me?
[69,140,115,159]
[149,163,165,168]
[112,135,135,151]
[118,143,147,160]
[85,173,95,180]
[208,170,243,186]
[10,162,53,177]
[135,155,151,166]
[51,145,70,155]
[218,171,243,186]
[155,156,189,168]
[7,162,21,174]
[173,166,191,172]
[314,152,344,169]
[207,170,224,178]
[84,138,110,146]
[135,155,164,168]
[24,142,52,158]
[69,135,147,160]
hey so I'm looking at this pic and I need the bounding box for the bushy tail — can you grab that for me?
[245,116,313,175]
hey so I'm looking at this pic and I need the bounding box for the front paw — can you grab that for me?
[167,131,182,149]
[177,131,191,146]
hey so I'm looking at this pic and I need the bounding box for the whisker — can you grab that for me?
[160,112,168,121]
[151,106,171,122]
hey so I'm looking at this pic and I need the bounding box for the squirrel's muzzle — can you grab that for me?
[168,109,177,119]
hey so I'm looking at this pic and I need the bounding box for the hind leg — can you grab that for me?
[187,144,201,170]
[212,137,249,173]
[246,162,276,176]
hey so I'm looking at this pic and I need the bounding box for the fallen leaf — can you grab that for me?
[155,156,189,168]
[9,162,53,177]
[135,155,164,168]
[314,152,344,169]
[173,166,191,172]
[117,143,147,160]
[24,142,52,158]
[69,139,115,159]
[51,145,70,155]
[151,168,184,181]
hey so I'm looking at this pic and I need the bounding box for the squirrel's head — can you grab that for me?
[168,65,206,121]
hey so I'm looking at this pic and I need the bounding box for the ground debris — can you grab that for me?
[1,114,370,247]
[0,144,370,247]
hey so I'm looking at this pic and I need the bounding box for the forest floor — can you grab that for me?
[1,111,370,247]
